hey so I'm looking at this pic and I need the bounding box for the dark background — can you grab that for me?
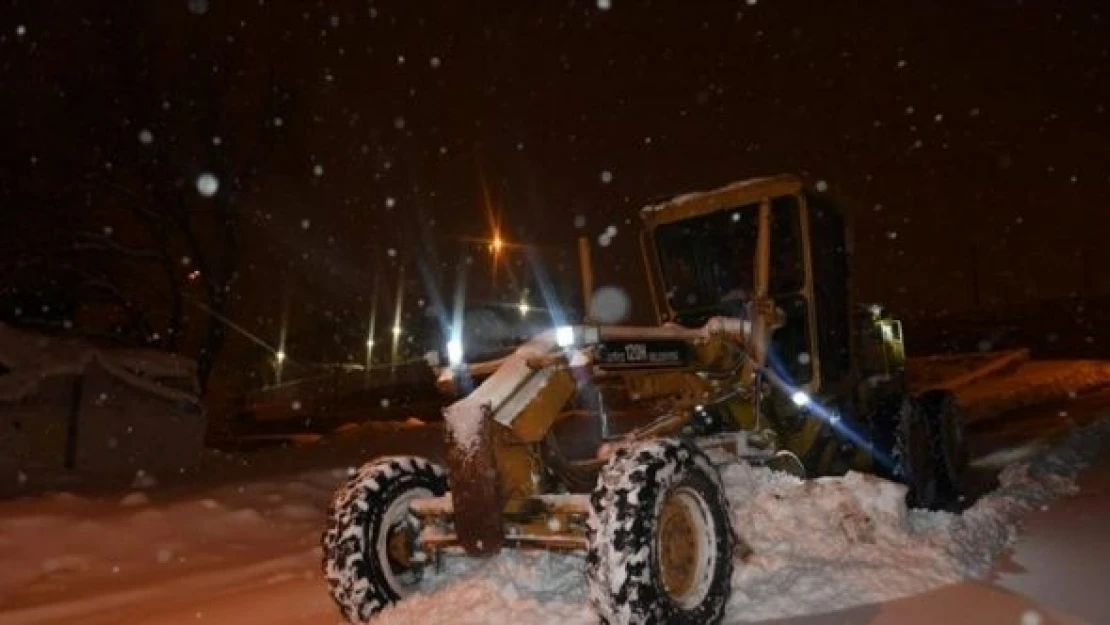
[2,0,1108,396]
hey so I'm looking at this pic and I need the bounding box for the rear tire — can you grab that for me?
[893,398,941,509]
[587,439,735,625]
[919,389,969,508]
[321,456,447,623]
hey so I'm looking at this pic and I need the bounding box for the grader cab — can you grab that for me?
[321,175,967,625]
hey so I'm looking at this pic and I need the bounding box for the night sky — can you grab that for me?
[2,1,1108,390]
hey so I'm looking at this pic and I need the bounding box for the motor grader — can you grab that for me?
[321,174,967,624]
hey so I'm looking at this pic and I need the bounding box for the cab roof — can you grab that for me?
[639,174,805,229]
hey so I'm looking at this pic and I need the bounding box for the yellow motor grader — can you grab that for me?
[321,174,967,624]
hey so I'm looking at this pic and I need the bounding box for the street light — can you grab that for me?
[518,301,530,316]
[275,349,286,364]
[391,324,402,337]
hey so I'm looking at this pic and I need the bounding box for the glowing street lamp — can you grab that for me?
[391,324,402,337]
[490,235,504,254]
[518,301,530,316]
[275,349,286,364]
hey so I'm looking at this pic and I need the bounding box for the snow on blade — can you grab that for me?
[369,417,1110,625]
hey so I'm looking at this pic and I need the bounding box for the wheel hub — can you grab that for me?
[377,488,431,596]
[656,487,715,607]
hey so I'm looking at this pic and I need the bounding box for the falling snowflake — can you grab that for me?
[589,286,631,323]
[291,400,302,411]
[15,25,27,37]
[574,215,586,229]
[301,219,311,229]
[387,248,398,257]
[394,116,406,130]
[380,398,391,408]
[597,0,612,9]
[103,226,114,236]
[187,0,209,16]
[385,197,396,208]
[886,231,898,240]
[212,136,222,146]
[181,256,192,266]
[600,170,613,184]
[273,116,284,127]
[138,129,153,144]
[815,180,829,192]
[195,173,219,197]
[313,164,324,176]
[430,56,441,68]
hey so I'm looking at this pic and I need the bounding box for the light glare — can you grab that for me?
[555,326,575,348]
[446,339,464,366]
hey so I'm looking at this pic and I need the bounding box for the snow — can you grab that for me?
[0,468,344,615]
[444,330,559,453]
[345,417,1110,624]
[959,360,1110,422]
[640,174,798,215]
[995,456,1110,622]
[195,173,218,197]
[1,414,1108,624]
[0,322,198,405]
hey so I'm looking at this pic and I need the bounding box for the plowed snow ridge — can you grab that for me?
[369,418,1110,624]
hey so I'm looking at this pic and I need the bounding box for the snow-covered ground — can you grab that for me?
[2,413,1109,625]
[4,359,1110,624]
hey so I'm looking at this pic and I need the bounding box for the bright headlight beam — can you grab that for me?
[446,339,463,366]
[790,390,811,407]
[555,325,575,348]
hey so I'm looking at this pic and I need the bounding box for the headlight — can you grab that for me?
[555,326,575,348]
[446,339,464,366]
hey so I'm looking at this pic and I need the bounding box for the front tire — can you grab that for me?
[321,456,447,623]
[587,439,735,625]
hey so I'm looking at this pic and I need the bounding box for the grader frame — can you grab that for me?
[413,175,908,559]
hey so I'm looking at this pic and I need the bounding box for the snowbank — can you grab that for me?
[368,417,1110,624]
[958,361,1110,422]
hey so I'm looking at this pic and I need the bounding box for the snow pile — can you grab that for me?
[721,466,961,620]
[369,417,1110,624]
[374,550,593,625]
[958,361,1110,422]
